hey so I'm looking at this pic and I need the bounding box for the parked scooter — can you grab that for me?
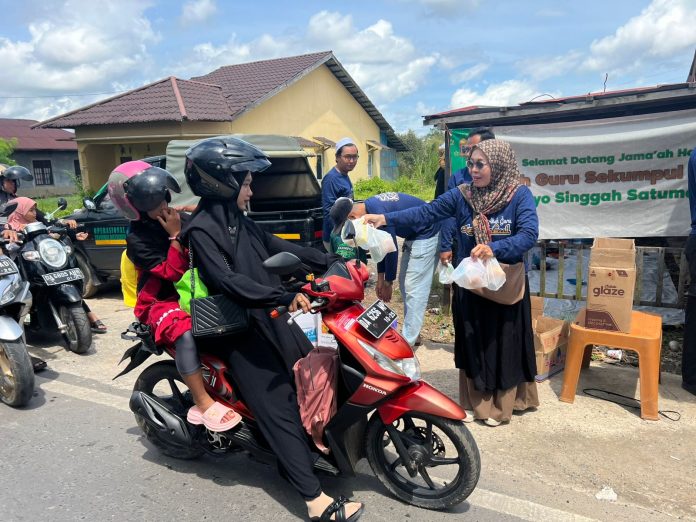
[17,199,92,354]
[117,254,480,510]
[0,202,34,407]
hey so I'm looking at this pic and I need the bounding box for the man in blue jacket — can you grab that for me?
[683,147,696,396]
[321,138,358,252]
[348,193,440,346]
[439,127,495,265]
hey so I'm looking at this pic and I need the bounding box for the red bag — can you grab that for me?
[293,347,338,455]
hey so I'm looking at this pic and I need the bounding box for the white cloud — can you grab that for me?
[398,0,481,17]
[520,0,696,83]
[0,0,158,120]
[582,0,696,74]
[450,80,552,108]
[180,0,217,26]
[175,11,441,106]
[450,63,489,84]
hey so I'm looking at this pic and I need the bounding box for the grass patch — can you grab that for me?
[35,194,84,218]
[354,177,435,202]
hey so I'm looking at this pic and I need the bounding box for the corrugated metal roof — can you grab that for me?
[424,83,696,128]
[0,118,77,151]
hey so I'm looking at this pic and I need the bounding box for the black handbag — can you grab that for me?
[188,241,249,338]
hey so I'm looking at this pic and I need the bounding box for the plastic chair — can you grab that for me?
[559,308,662,421]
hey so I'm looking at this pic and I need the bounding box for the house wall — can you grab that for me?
[75,121,233,190]
[12,150,79,197]
[230,65,383,182]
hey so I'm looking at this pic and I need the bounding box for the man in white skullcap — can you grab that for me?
[321,137,358,252]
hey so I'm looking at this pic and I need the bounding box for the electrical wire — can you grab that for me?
[582,388,681,421]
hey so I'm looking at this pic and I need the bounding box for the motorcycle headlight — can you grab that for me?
[38,238,67,268]
[0,278,21,305]
[357,339,421,381]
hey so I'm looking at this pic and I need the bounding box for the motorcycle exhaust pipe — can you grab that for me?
[129,391,194,447]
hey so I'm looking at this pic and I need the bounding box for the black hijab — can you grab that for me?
[127,212,190,271]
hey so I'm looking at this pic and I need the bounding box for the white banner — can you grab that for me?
[491,109,696,239]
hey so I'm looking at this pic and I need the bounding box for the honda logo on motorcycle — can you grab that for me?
[362,383,387,396]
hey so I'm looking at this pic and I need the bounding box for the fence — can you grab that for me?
[441,242,689,312]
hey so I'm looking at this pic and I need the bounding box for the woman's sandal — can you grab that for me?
[187,402,242,432]
[90,319,107,334]
[310,496,364,522]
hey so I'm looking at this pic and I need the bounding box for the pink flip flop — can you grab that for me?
[187,402,242,432]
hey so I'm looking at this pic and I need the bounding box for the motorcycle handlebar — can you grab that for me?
[269,298,327,321]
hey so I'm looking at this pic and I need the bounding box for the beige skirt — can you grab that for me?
[458,371,539,423]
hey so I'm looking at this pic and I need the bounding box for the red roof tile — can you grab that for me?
[36,52,406,151]
[0,118,76,151]
[191,51,332,116]
[37,77,232,128]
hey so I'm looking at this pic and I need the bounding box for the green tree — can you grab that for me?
[0,138,17,165]
[396,128,443,186]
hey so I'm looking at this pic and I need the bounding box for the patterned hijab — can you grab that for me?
[460,139,521,245]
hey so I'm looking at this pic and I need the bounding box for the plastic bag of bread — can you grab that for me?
[484,258,507,291]
[451,257,488,289]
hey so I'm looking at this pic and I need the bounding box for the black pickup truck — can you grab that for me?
[66,135,324,297]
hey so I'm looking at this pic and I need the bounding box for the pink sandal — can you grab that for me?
[187,402,242,432]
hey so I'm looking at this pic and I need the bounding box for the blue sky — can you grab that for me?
[1,0,694,133]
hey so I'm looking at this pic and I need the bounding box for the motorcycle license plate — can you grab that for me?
[357,300,398,339]
[41,268,83,286]
[0,258,17,276]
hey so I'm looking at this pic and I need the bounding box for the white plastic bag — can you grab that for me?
[364,225,396,263]
[451,257,488,289]
[437,261,454,284]
[484,258,507,291]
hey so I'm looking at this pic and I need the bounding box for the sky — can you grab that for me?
[0,0,695,134]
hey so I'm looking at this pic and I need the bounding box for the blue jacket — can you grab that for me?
[689,149,696,235]
[385,186,538,267]
[365,192,440,282]
[440,168,472,252]
[321,167,354,242]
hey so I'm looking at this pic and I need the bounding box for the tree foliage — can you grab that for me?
[0,138,17,165]
[396,128,443,187]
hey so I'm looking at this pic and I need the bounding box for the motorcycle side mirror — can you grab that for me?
[263,252,303,275]
[57,197,68,211]
[83,197,97,210]
[0,201,18,217]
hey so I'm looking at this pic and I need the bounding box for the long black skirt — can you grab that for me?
[453,276,537,392]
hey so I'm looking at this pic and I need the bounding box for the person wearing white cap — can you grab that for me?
[321,138,358,251]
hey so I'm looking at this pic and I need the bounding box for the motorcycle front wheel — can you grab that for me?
[59,304,92,354]
[0,340,35,407]
[365,412,480,510]
[133,361,204,460]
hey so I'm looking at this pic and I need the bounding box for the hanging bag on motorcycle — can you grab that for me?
[178,241,249,337]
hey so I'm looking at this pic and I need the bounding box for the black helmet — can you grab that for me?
[123,165,180,214]
[184,136,271,200]
[330,197,354,235]
[0,165,33,189]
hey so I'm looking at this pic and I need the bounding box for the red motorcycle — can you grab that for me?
[117,254,480,510]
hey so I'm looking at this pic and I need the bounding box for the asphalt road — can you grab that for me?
[0,290,671,521]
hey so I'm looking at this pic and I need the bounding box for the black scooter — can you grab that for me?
[16,199,92,354]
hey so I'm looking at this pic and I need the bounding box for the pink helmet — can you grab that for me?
[107,160,155,221]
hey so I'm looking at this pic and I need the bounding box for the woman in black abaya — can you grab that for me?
[181,137,364,522]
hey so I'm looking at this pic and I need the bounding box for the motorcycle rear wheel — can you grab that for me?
[133,361,204,460]
[0,340,35,407]
[365,412,480,510]
[59,304,92,354]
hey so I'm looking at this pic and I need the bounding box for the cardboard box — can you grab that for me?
[586,237,636,333]
[531,296,544,322]
[533,315,569,381]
